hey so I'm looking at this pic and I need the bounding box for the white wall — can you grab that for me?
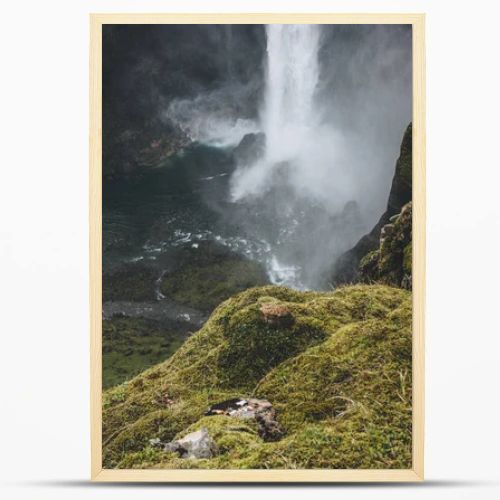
[1,0,499,498]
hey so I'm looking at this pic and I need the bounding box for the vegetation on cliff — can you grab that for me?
[359,202,412,289]
[103,284,412,469]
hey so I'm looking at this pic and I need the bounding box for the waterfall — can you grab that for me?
[231,24,321,200]
[263,24,320,164]
[227,25,323,289]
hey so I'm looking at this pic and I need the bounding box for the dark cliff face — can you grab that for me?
[331,123,412,285]
[103,25,266,178]
[388,123,412,214]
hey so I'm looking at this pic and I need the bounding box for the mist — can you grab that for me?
[162,25,411,288]
[103,24,411,290]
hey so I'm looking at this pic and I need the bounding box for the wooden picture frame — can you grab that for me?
[90,13,425,482]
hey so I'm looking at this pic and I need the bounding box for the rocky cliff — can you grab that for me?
[359,202,412,289]
[331,123,412,285]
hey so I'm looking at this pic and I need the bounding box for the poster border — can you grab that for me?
[89,12,425,482]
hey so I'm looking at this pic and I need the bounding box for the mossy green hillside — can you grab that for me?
[103,284,412,469]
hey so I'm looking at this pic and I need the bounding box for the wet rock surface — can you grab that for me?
[205,397,283,441]
[233,132,266,166]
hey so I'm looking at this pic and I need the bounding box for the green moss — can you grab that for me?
[103,263,158,302]
[403,243,412,274]
[161,258,268,312]
[117,447,178,469]
[359,250,380,282]
[217,300,328,389]
[103,316,188,389]
[103,284,412,470]
[253,302,412,468]
[358,203,412,290]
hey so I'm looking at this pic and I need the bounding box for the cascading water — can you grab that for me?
[105,23,411,296]
[157,25,368,290]
[230,24,321,200]
[263,24,320,165]
[229,24,326,289]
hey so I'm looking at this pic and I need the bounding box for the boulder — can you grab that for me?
[163,427,217,459]
[233,132,266,166]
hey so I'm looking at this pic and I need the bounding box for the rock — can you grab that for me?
[359,202,412,289]
[255,408,283,442]
[233,132,266,166]
[359,249,380,281]
[103,117,190,180]
[205,397,283,442]
[163,427,217,459]
[387,123,412,216]
[260,302,294,328]
[203,398,246,416]
[331,123,412,285]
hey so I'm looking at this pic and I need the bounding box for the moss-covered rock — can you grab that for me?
[103,284,412,469]
[359,249,381,281]
[359,202,412,289]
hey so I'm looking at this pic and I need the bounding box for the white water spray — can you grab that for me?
[231,25,325,200]
[264,24,320,163]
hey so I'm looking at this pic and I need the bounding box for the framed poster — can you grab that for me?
[90,13,425,482]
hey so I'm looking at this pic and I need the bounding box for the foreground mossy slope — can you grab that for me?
[103,284,412,469]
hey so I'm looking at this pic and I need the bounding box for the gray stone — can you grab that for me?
[233,132,266,166]
[164,427,217,459]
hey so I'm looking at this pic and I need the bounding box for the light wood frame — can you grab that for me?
[90,13,425,482]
